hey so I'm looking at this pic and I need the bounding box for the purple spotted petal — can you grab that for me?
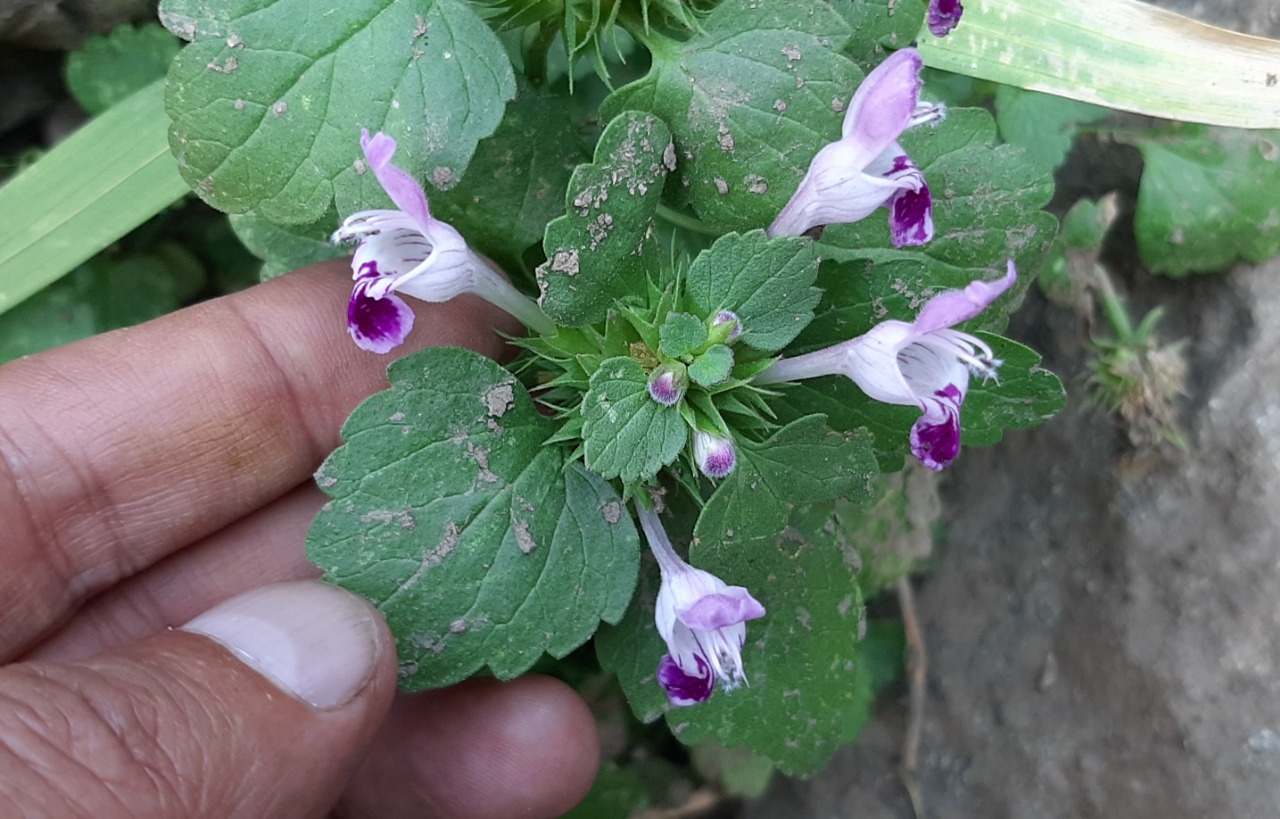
[657,653,715,707]
[360,129,432,229]
[928,0,964,37]
[678,588,766,631]
[348,270,415,354]
[881,153,934,247]
[910,384,963,470]
[913,260,1018,335]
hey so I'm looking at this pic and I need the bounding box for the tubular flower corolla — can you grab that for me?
[333,129,552,353]
[636,503,765,707]
[757,262,1018,470]
[766,48,944,246]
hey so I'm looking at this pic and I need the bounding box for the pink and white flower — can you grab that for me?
[693,430,736,479]
[767,48,944,246]
[758,262,1017,470]
[636,503,765,707]
[334,130,552,353]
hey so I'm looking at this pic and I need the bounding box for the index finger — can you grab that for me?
[0,260,516,659]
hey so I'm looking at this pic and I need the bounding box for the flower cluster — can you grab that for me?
[333,16,1017,709]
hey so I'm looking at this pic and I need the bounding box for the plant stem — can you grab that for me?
[656,204,720,237]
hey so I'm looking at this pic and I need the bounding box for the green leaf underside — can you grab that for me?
[1134,126,1280,276]
[430,81,589,270]
[682,230,822,353]
[308,346,639,690]
[598,499,875,776]
[536,111,673,326]
[66,23,182,115]
[160,0,515,223]
[581,356,687,483]
[228,208,344,280]
[994,85,1108,171]
[820,108,1057,285]
[602,0,864,232]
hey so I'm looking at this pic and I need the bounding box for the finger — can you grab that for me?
[0,260,518,657]
[0,581,396,819]
[338,677,600,819]
[26,484,325,664]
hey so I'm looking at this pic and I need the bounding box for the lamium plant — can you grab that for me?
[154,0,1066,781]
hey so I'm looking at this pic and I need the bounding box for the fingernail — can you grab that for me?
[181,581,382,709]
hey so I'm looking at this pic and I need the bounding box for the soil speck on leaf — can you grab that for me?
[484,382,515,417]
[663,141,678,171]
[207,57,237,73]
[781,45,802,62]
[432,166,455,188]
[513,517,538,554]
[234,99,245,110]
[714,177,730,195]
[601,501,623,524]
[832,96,846,113]
[449,618,467,634]
[272,101,287,117]
[550,248,579,276]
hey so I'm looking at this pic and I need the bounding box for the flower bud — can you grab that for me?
[648,364,687,406]
[708,310,743,345]
[693,430,736,479]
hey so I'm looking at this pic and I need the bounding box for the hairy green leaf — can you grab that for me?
[581,356,687,483]
[431,82,588,270]
[160,0,515,223]
[682,230,821,353]
[603,0,862,232]
[829,0,926,69]
[536,111,673,326]
[995,85,1108,171]
[228,208,344,280]
[688,345,734,387]
[66,23,181,115]
[1134,126,1280,276]
[308,346,639,690]
[658,312,707,358]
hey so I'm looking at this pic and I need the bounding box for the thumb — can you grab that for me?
[0,581,396,819]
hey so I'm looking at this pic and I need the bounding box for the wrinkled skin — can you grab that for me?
[0,260,599,819]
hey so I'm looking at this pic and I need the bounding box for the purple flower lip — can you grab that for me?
[928,0,964,37]
[757,261,1018,470]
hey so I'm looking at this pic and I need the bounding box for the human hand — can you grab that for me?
[0,261,599,818]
